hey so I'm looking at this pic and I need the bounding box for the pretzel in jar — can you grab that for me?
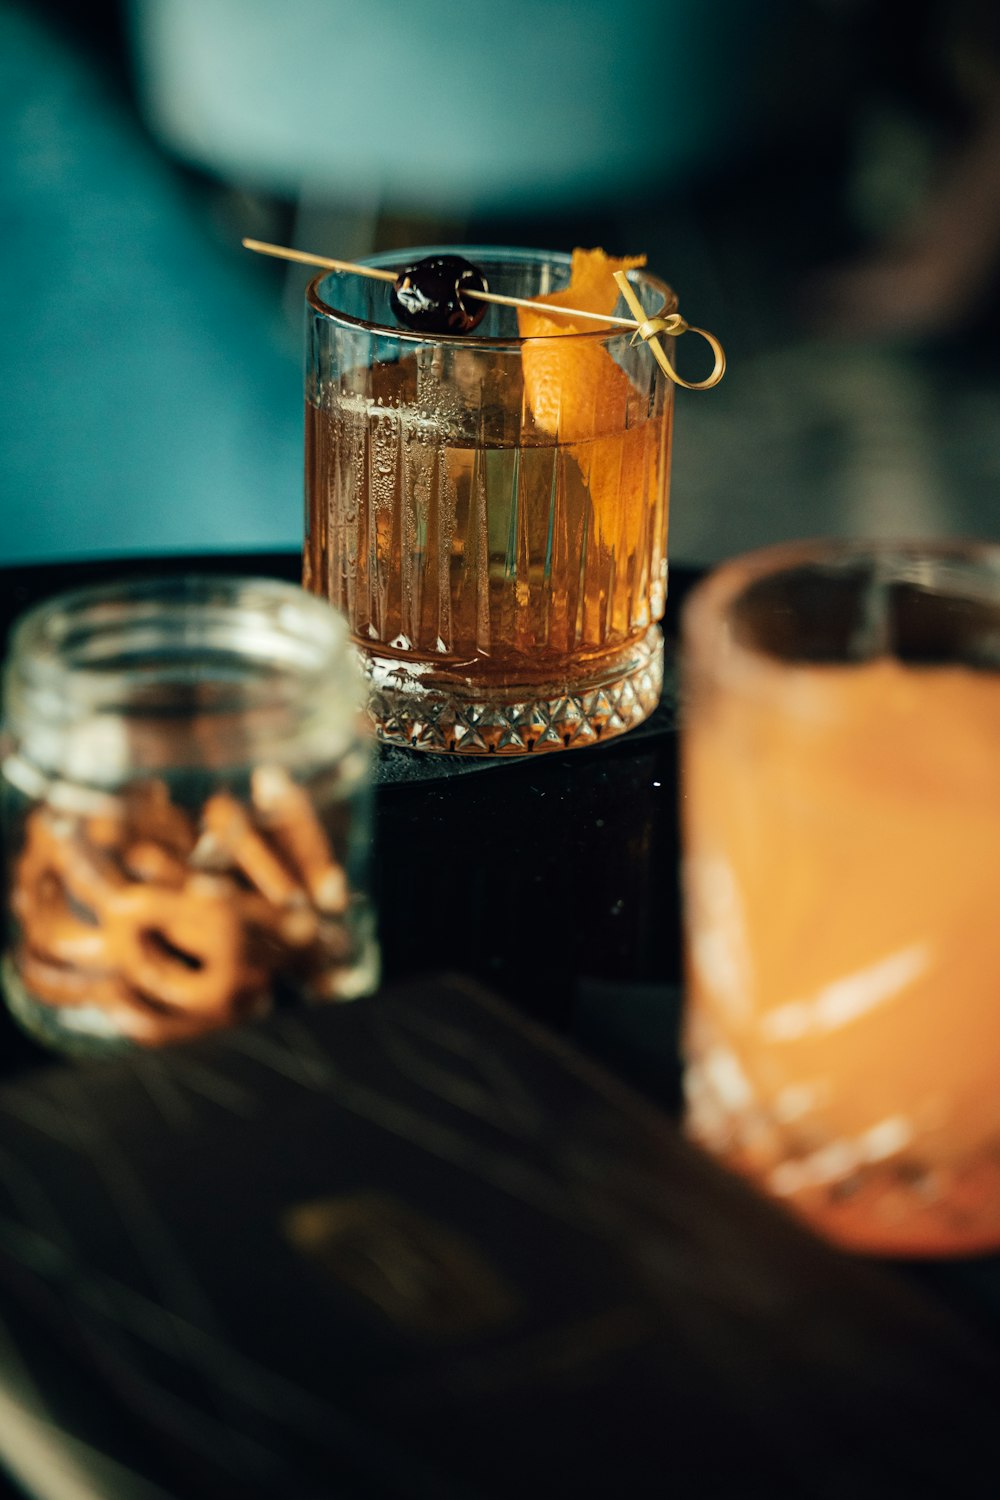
[8,766,355,1047]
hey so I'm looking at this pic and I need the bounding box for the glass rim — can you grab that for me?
[305,243,678,349]
[4,573,351,722]
[686,535,1000,623]
[682,536,1000,679]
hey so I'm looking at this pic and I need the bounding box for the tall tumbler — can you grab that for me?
[681,540,1000,1256]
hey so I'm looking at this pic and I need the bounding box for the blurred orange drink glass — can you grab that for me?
[681,540,1000,1256]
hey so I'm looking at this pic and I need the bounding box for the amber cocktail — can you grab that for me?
[681,540,1000,1256]
[304,247,675,754]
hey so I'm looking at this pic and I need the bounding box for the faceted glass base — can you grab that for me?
[363,625,664,755]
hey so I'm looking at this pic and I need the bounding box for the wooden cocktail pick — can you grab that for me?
[242,238,725,388]
[613,270,726,391]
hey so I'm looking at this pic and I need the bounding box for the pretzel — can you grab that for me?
[12,810,252,1026]
[251,764,348,914]
[15,946,133,1012]
[105,872,266,1016]
[120,840,189,888]
[84,811,128,851]
[16,893,109,970]
[197,792,305,908]
[12,813,259,1020]
[15,943,254,1045]
[11,811,124,968]
[10,769,357,1047]
[121,779,197,857]
[303,922,360,1000]
[107,986,266,1047]
[16,946,229,1045]
[237,888,319,950]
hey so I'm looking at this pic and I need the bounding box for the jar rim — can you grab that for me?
[2,575,359,781]
[8,572,346,691]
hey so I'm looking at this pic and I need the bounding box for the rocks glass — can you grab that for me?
[304,247,675,754]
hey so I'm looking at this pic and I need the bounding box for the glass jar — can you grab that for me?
[1,575,378,1053]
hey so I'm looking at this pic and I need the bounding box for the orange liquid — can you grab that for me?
[304,355,671,687]
[683,656,1000,1255]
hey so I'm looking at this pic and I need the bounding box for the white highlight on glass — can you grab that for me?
[761,943,930,1042]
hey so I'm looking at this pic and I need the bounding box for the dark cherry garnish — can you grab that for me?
[390,254,489,334]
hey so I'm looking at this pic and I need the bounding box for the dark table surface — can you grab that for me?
[0,553,998,1499]
[0,550,699,1081]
